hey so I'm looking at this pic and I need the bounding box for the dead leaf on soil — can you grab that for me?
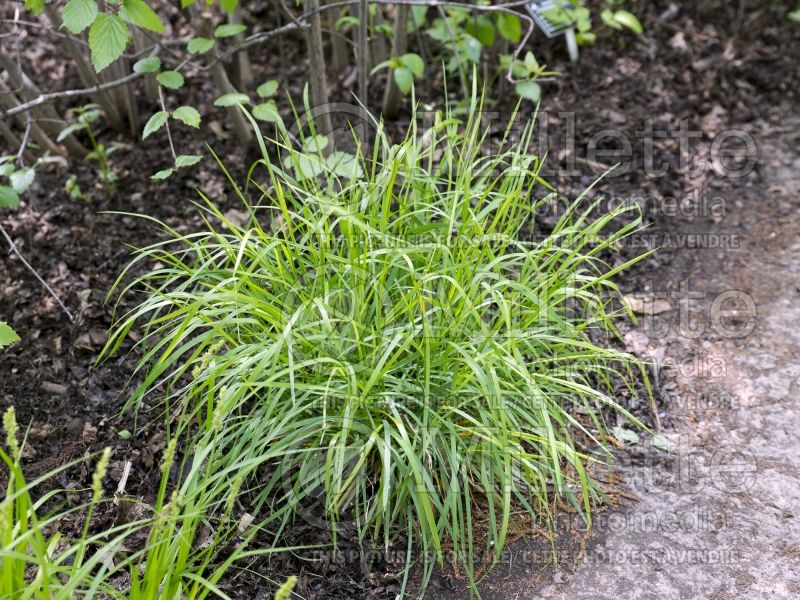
[41,381,69,395]
[624,295,672,315]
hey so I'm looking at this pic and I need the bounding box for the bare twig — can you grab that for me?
[158,86,177,161]
[15,113,32,166]
[114,460,133,504]
[1,70,146,120]
[0,224,74,322]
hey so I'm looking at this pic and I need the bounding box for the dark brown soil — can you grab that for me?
[1,0,798,598]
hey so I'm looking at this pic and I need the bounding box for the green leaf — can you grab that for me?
[612,10,643,34]
[57,122,85,142]
[214,93,250,107]
[10,168,35,194]
[408,6,428,33]
[62,0,98,35]
[327,151,362,179]
[612,426,640,446]
[284,153,324,179]
[142,110,169,139]
[121,0,164,33]
[0,322,20,348]
[514,80,541,102]
[151,168,173,180]
[175,154,202,168]
[464,15,495,48]
[115,428,132,440]
[89,13,128,72]
[256,80,279,98]
[156,71,184,89]
[400,53,424,78]
[252,101,281,123]
[651,434,675,453]
[336,15,359,29]
[187,37,215,54]
[25,0,46,16]
[393,67,413,95]
[133,55,161,73]
[524,51,539,73]
[214,23,246,38]
[458,36,482,63]
[302,134,329,153]
[790,9,800,22]
[172,106,201,128]
[0,185,20,208]
[601,9,621,30]
[220,0,238,13]
[496,12,521,43]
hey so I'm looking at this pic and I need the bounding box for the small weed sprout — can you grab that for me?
[59,104,118,198]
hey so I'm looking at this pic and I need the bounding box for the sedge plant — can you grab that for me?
[103,88,651,595]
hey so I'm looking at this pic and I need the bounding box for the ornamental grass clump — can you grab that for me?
[104,94,649,591]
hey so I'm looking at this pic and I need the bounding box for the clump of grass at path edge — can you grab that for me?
[103,90,652,595]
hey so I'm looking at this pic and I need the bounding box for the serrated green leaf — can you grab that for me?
[25,0,46,16]
[89,13,128,72]
[120,0,164,33]
[151,168,173,180]
[214,23,246,38]
[133,55,161,73]
[156,71,184,89]
[214,93,250,107]
[10,168,35,194]
[496,12,521,43]
[515,80,541,102]
[400,53,424,78]
[393,67,413,95]
[252,101,280,123]
[256,80,279,98]
[63,0,98,34]
[0,186,20,208]
[187,37,215,54]
[0,322,20,348]
[142,110,169,139]
[172,106,201,128]
[175,154,201,168]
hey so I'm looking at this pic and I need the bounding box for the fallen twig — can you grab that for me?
[0,223,74,322]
